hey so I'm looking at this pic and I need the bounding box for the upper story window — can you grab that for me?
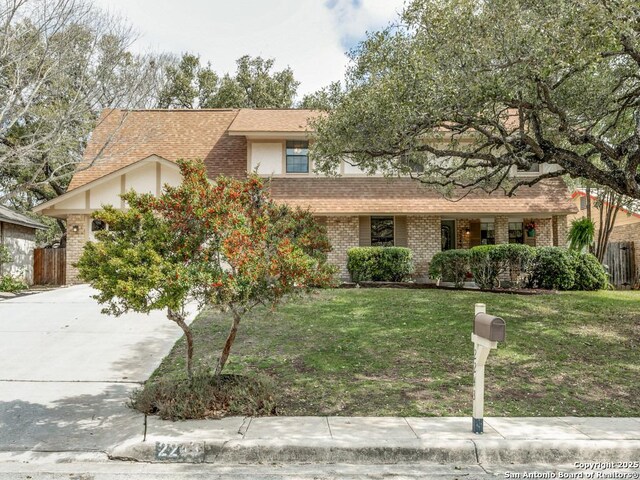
[371,216,394,246]
[286,141,309,173]
[580,196,587,210]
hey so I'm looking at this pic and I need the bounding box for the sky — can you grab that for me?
[93,0,407,98]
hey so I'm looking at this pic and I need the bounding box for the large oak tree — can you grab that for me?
[311,0,640,199]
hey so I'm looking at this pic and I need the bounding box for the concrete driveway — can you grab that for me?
[0,285,197,453]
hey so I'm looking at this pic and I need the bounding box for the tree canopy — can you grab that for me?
[157,53,299,109]
[0,0,168,246]
[311,0,640,199]
[77,159,335,379]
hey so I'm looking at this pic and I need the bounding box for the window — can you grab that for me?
[286,141,309,173]
[508,222,524,244]
[89,219,108,241]
[580,196,587,210]
[371,216,394,246]
[517,162,541,173]
[481,222,495,245]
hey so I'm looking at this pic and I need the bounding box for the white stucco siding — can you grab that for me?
[90,176,121,208]
[54,194,86,210]
[160,164,182,189]
[1,223,36,285]
[343,161,368,175]
[125,162,157,195]
[251,142,282,175]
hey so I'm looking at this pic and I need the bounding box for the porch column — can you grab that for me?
[553,215,568,247]
[326,216,359,281]
[535,217,554,247]
[408,216,441,280]
[494,216,509,244]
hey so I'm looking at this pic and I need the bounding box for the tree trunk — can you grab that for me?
[215,308,242,377]
[595,190,620,263]
[168,307,194,382]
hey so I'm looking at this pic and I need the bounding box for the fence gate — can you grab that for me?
[604,242,636,288]
[33,248,66,285]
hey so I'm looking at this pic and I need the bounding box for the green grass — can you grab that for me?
[150,288,640,417]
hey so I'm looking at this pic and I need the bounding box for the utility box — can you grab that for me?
[474,313,506,342]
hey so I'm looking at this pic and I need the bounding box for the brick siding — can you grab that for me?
[407,216,441,279]
[535,217,553,247]
[326,216,359,280]
[65,214,88,285]
[553,215,568,247]
[494,216,509,244]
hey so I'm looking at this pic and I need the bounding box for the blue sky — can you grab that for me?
[93,0,406,97]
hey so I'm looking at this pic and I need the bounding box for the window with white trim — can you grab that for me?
[286,141,309,173]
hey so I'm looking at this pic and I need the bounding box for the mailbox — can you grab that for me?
[474,313,506,342]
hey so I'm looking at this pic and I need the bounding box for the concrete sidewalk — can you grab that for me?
[110,416,640,464]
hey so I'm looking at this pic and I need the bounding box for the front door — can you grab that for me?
[441,220,456,250]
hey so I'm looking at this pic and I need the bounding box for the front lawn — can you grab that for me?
[146,288,640,417]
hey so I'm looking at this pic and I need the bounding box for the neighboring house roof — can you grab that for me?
[270,177,578,215]
[68,109,244,191]
[0,205,46,230]
[571,189,640,219]
[228,108,324,134]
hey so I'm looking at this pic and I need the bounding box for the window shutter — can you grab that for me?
[469,220,482,247]
[359,216,371,246]
[394,216,408,247]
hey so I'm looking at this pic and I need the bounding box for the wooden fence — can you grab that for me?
[604,242,636,289]
[33,248,66,285]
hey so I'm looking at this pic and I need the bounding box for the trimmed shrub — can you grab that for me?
[428,249,470,288]
[571,251,608,291]
[529,247,576,290]
[347,247,414,282]
[469,245,505,290]
[500,244,536,287]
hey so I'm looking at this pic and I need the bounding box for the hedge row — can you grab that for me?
[428,245,608,291]
[347,247,414,282]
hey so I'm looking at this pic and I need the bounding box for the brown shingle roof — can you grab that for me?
[228,109,324,133]
[268,177,578,215]
[68,109,245,191]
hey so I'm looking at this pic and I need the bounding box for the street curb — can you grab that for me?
[475,439,640,464]
[109,438,477,464]
[108,437,640,465]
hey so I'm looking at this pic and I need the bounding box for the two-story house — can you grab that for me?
[34,108,577,284]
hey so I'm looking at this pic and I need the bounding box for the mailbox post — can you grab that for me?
[472,303,506,434]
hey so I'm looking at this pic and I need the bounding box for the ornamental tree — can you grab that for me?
[77,160,335,380]
[312,0,640,199]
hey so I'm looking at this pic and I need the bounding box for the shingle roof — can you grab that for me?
[0,205,46,229]
[228,109,324,133]
[268,177,578,215]
[68,109,243,191]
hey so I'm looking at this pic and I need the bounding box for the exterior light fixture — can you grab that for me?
[72,225,79,233]
[465,227,470,235]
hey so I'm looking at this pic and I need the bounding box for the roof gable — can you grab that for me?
[68,109,241,191]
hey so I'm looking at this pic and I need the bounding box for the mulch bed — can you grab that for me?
[339,281,555,295]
